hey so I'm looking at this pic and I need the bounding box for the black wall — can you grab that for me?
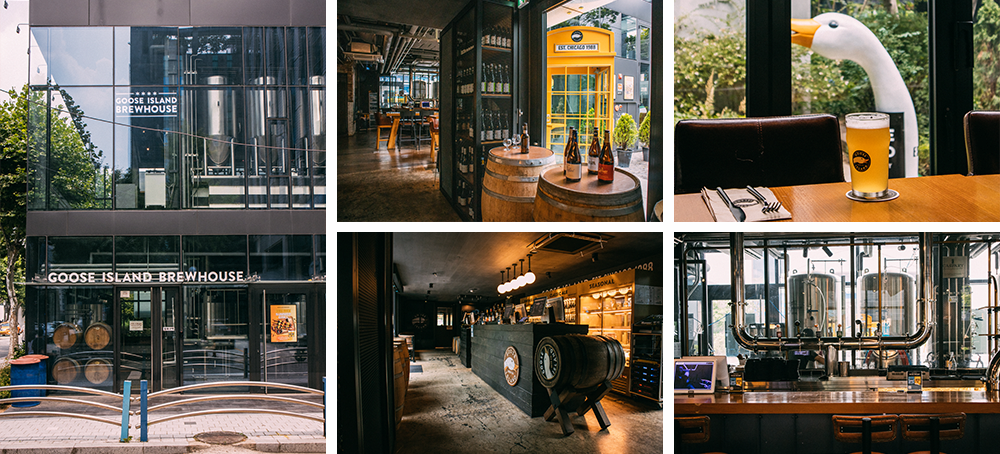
[339,232,395,454]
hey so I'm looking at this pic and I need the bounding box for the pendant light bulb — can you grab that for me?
[524,254,536,284]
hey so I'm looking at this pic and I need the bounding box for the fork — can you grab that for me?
[746,186,782,213]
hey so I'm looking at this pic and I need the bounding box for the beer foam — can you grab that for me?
[846,113,889,129]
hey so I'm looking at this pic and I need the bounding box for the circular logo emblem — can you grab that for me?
[503,346,519,386]
[412,314,427,330]
[852,150,871,172]
[571,30,583,42]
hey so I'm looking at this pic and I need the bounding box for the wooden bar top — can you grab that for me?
[674,174,1000,222]
[675,390,1000,414]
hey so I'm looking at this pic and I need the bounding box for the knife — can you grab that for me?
[716,187,746,222]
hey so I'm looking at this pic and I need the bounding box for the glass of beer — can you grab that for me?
[845,113,891,200]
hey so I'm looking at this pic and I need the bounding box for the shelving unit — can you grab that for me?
[631,321,663,406]
[580,287,634,394]
[447,0,516,221]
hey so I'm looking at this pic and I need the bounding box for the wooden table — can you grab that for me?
[385,110,438,151]
[674,174,1000,222]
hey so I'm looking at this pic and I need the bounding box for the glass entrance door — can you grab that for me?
[261,289,308,387]
[116,287,154,393]
[181,287,249,385]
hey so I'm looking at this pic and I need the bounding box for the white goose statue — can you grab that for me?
[792,12,918,178]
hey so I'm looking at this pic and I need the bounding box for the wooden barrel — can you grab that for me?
[84,358,112,384]
[85,322,111,350]
[481,146,556,222]
[533,167,645,221]
[534,334,626,390]
[52,357,80,384]
[53,323,81,349]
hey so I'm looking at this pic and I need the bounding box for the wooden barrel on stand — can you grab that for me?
[51,357,80,384]
[84,358,112,384]
[534,167,645,222]
[534,334,626,390]
[85,322,111,350]
[53,323,81,349]
[481,146,556,222]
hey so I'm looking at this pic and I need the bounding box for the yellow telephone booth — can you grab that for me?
[546,27,615,159]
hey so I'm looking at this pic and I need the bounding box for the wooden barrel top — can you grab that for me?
[53,323,80,349]
[538,166,638,196]
[85,358,111,384]
[52,357,79,384]
[487,145,556,166]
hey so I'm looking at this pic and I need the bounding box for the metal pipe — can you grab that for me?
[729,233,933,353]
[337,23,397,36]
[878,244,884,369]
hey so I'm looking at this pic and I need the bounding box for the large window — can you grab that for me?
[28,26,326,210]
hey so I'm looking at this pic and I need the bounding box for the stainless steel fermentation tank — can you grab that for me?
[206,75,234,168]
[859,272,915,337]
[788,274,839,337]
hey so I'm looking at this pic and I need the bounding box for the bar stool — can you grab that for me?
[398,109,428,151]
[832,415,898,454]
[376,113,393,150]
[900,413,966,454]
[675,416,726,454]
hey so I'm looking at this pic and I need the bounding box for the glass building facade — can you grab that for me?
[23,13,326,393]
[27,26,326,210]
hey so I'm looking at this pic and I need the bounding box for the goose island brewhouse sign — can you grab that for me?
[45,270,246,284]
[115,91,179,117]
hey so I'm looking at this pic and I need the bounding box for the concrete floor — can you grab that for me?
[337,131,460,222]
[396,349,663,454]
[337,131,654,222]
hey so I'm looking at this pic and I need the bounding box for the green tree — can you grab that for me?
[28,84,110,210]
[0,86,29,356]
[674,1,747,120]
[974,0,1000,109]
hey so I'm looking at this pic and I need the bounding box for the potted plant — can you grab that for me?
[612,113,638,168]
[637,111,651,162]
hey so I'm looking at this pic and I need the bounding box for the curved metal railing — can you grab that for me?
[0,382,135,441]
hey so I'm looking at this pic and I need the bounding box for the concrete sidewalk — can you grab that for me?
[0,400,326,453]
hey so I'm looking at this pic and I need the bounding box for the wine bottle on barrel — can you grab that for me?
[598,129,614,183]
[588,127,600,175]
[565,128,582,182]
[520,123,529,154]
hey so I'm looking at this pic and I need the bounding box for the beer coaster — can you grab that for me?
[845,188,899,202]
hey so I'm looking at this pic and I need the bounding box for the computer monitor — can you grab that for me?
[685,356,730,389]
[420,100,432,109]
[673,359,716,394]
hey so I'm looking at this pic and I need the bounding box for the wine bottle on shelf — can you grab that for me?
[494,113,502,141]
[481,64,487,93]
[481,110,487,142]
[502,66,510,94]
[588,127,600,174]
[485,110,494,142]
[598,129,615,183]
[565,128,582,182]
[520,123,529,154]
[502,113,509,140]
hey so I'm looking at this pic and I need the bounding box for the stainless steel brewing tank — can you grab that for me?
[859,272,915,337]
[206,75,230,166]
[788,273,839,336]
[309,75,325,166]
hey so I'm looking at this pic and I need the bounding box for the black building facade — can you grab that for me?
[24,0,326,393]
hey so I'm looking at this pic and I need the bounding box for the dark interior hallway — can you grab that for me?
[338,131,460,222]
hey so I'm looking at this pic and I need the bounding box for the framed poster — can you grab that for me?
[623,75,634,100]
[270,305,297,342]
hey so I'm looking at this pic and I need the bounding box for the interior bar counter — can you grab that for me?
[674,231,1000,454]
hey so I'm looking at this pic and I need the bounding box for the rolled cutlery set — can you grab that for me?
[715,187,783,222]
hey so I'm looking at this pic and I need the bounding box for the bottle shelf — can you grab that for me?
[483,45,512,52]
[482,94,512,98]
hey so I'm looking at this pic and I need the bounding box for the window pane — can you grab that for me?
[114,88,181,210]
[307,27,325,84]
[287,28,309,86]
[179,27,243,86]
[114,236,181,273]
[249,235,313,280]
[791,5,928,177]
[674,2,746,120]
[974,1,1000,111]
[182,235,247,274]
[640,25,650,61]
[620,15,637,59]
[48,237,113,273]
[30,27,113,86]
[115,27,180,86]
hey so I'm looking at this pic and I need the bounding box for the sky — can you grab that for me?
[0,0,28,103]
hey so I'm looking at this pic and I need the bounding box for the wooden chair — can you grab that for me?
[376,113,393,150]
[674,113,845,194]
[398,109,428,150]
[675,416,726,454]
[832,415,898,454]
[963,111,1000,175]
[899,413,966,454]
